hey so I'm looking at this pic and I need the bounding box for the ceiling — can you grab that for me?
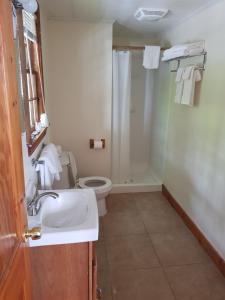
[39,0,220,38]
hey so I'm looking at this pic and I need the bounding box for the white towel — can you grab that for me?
[175,67,184,104]
[173,41,204,51]
[56,145,62,156]
[36,143,62,189]
[181,66,201,106]
[143,46,161,69]
[162,41,204,61]
[164,41,204,55]
[162,48,204,61]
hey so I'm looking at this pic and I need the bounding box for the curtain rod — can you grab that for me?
[112,45,168,51]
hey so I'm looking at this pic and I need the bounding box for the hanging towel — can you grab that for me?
[175,67,184,104]
[143,46,161,69]
[181,66,201,106]
[36,143,62,189]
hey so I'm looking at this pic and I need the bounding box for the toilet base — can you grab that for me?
[97,198,107,217]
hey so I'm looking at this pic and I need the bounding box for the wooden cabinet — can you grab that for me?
[30,242,97,300]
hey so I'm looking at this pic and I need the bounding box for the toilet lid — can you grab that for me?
[78,176,112,193]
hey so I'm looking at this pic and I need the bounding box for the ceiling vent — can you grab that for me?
[134,8,169,21]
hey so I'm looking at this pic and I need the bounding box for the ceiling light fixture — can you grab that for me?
[134,8,169,22]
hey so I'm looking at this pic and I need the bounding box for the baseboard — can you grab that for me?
[162,184,225,278]
[111,184,162,194]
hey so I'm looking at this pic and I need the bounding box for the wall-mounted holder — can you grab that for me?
[89,139,105,149]
[168,51,207,72]
[31,143,46,166]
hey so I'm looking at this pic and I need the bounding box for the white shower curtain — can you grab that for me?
[112,51,131,183]
[143,69,154,164]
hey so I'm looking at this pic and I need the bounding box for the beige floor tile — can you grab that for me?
[135,194,172,212]
[150,230,210,266]
[133,192,166,202]
[106,193,137,214]
[140,205,186,234]
[99,218,104,241]
[96,241,108,270]
[97,267,113,300]
[165,263,225,300]
[111,268,175,300]
[103,212,146,237]
[105,234,160,270]
[96,192,225,300]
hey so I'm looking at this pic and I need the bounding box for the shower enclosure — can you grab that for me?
[111,50,161,192]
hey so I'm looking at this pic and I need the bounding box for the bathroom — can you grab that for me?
[1,0,225,299]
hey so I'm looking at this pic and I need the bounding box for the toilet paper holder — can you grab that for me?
[90,139,105,149]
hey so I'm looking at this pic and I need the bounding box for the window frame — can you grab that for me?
[16,7,47,156]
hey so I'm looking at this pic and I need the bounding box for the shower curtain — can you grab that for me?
[112,51,131,183]
[143,69,154,164]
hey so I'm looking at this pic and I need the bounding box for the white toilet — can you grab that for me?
[79,176,112,216]
[57,151,112,216]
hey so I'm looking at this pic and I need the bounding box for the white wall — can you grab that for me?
[113,35,159,47]
[43,20,113,178]
[160,0,225,259]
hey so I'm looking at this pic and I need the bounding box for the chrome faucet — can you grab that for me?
[27,191,59,216]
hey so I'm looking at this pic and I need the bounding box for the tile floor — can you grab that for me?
[97,192,225,300]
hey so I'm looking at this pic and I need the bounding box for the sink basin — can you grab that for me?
[28,189,98,247]
[42,193,88,228]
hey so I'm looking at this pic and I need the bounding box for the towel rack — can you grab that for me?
[31,143,46,167]
[31,159,45,167]
[168,52,207,73]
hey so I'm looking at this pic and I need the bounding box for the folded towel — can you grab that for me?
[162,41,204,61]
[36,143,62,189]
[162,48,204,61]
[143,46,161,69]
[164,41,204,55]
[181,66,202,106]
[173,41,204,51]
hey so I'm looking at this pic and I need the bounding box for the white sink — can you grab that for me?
[28,189,99,247]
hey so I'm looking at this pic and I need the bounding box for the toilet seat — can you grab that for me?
[78,176,112,194]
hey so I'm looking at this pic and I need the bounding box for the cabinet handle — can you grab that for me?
[96,287,102,299]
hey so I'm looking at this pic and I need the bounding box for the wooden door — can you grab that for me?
[0,0,32,299]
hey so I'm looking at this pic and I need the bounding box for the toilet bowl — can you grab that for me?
[79,176,112,216]
[57,151,112,216]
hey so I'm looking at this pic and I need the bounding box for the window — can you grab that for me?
[16,7,47,155]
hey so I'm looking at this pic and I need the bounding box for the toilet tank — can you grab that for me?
[52,151,77,189]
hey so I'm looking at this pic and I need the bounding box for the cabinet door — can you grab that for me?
[92,243,97,300]
[89,242,97,300]
[31,243,89,300]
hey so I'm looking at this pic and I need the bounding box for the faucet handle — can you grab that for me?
[27,204,36,216]
[27,186,39,215]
